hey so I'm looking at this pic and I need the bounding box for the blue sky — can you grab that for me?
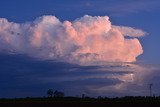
[0,0,160,63]
[0,0,160,98]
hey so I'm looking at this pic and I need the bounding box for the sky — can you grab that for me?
[0,0,160,98]
[0,0,160,63]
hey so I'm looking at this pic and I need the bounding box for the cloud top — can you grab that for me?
[112,25,147,37]
[0,15,146,65]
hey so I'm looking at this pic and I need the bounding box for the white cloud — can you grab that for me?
[0,15,146,65]
[112,25,147,37]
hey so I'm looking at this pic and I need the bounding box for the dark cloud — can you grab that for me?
[0,54,159,98]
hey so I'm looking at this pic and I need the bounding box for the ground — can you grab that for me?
[0,97,160,107]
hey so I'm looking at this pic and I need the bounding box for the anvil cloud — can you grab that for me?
[0,15,146,64]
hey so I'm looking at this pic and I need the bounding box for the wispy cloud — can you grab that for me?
[105,0,160,15]
[74,0,160,16]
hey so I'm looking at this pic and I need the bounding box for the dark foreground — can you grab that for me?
[1,96,160,107]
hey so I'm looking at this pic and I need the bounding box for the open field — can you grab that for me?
[0,97,160,107]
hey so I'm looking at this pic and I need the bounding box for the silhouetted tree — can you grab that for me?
[54,90,64,98]
[47,89,54,97]
[82,94,85,98]
[98,96,102,99]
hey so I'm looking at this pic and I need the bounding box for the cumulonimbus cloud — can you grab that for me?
[0,15,146,65]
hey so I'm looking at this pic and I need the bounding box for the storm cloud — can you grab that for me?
[0,15,146,65]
